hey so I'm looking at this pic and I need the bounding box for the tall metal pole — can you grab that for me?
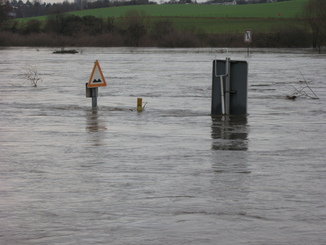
[220,75,225,115]
[225,58,230,115]
[91,88,98,108]
[92,95,97,108]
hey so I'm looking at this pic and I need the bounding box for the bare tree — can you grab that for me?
[302,0,326,53]
[22,65,43,87]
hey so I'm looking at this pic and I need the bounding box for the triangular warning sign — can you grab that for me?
[87,60,107,88]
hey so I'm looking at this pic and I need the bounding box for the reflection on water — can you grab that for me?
[211,115,248,151]
[85,109,107,146]
[211,115,250,174]
[86,109,100,132]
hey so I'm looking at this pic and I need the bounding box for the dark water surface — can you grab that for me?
[1,47,325,244]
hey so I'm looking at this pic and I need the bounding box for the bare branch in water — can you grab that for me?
[286,69,319,100]
[22,65,43,87]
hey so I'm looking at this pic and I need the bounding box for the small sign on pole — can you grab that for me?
[87,60,107,88]
[86,60,107,108]
[244,30,252,43]
[244,30,252,56]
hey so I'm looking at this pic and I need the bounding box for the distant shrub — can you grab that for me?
[253,26,310,48]
[122,10,148,46]
[276,27,310,48]
[106,17,116,33]
[205,33,243,47]
[151,19,175,41]
[75,33,125,47]
[22,19,42,34]
[157,31,202,48]
[81,15,104,35]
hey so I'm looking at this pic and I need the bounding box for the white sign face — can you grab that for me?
[87,60,107,88]
[244,30,252,43]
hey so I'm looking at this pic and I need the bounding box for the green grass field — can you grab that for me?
[166,17,302,34]
[72,0,308,18]
[17,0,309,34]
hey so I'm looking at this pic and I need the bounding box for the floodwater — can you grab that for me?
[1,47,325,245]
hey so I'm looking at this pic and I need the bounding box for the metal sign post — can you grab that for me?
[86,83,98,108]
[224,58,231,114]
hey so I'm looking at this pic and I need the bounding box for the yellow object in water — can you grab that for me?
[137,98,142,112]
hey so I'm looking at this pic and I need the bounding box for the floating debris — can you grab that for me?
[53,49,78,54]
[285,69,319,100]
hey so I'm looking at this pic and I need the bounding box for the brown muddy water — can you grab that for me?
[0,47,326,245]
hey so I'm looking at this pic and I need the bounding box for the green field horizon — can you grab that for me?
[71,0,308,19]
[16,0,309,34]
